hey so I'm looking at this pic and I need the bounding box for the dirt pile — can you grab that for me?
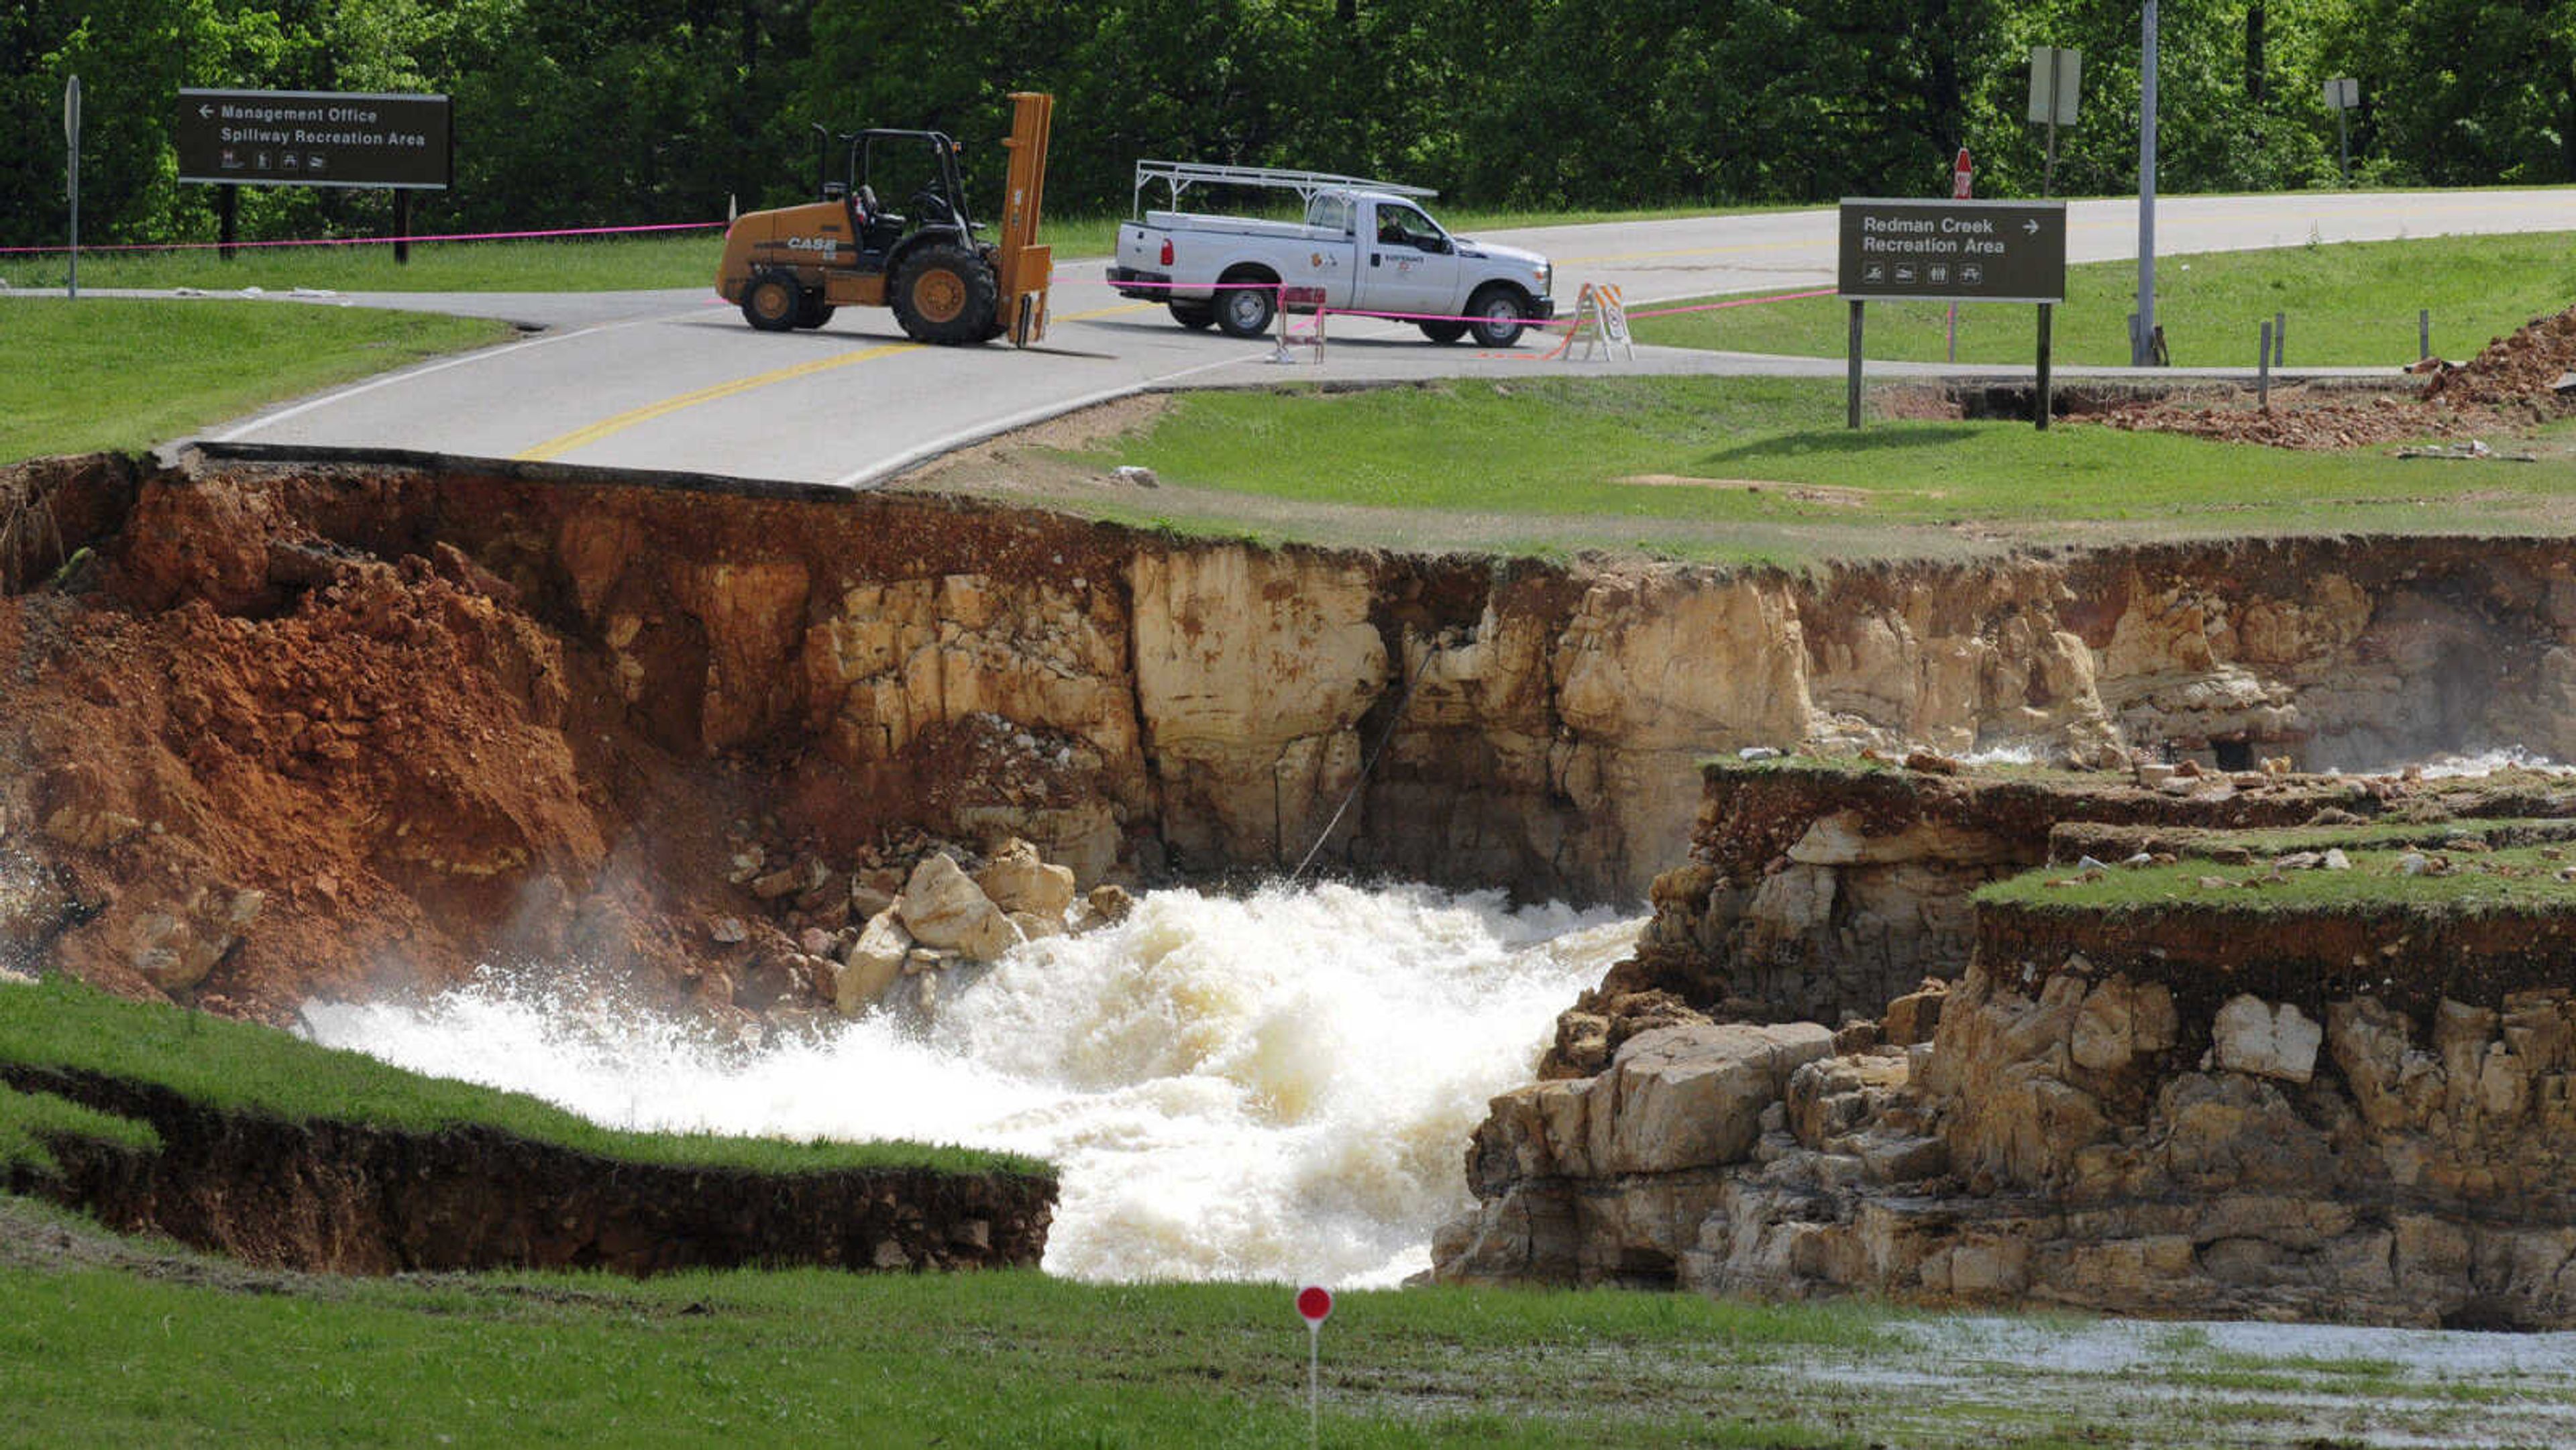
[2086,301,2576,448]
[0,457,1058,1027]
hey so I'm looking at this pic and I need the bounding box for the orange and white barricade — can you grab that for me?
[1545,282,1634,361]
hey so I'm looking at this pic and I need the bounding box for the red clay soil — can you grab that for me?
[2086,302,2576,448]
[2,464,854,1025]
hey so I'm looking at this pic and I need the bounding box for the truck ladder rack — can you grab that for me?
[1131,160,1436,217]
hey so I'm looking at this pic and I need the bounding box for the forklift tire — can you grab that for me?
[1214,283,1276,338]
[891,241,1000,345]
[742,271,800,332]
[1169,301,1216,330]
[794,290,836,329]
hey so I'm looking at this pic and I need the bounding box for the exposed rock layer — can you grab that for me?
[15,448,2576,1021]
[1444,762,2576,1327]
[3,1063,1053,1276]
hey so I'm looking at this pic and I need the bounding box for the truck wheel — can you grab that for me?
[794,290,836,329]
[1419,321,1468,344]
[1169,300,1216,330]
[1466,285,1531,347]
[741,271,800,332]
[1214,283,1277,338]
[892,241,1000,345]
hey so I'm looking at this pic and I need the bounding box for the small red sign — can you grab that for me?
[1296,1284,1333,1326]
[1952,148,1974,200]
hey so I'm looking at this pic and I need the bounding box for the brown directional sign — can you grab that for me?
[178,89,451,190]
[1837,198,2066,304]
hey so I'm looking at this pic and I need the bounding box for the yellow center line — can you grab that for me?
[515,341,922,462]
[1558,237,1812,266]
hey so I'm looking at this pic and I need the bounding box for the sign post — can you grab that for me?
[64,74,80,300]
[2027,46,2082,197]
[2136,0,2160,366]
[1946,150,1970,361]
[1838,198,2068,430]
[1295,1285,1333,1449]
[2324,78,2361,186]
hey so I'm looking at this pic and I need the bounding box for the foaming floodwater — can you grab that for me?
[303,882,1640,1286]
[2394,747,2571,779]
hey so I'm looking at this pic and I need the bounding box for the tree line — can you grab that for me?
[6,1,2573,250]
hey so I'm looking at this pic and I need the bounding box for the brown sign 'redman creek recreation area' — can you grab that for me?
[1837,198,2068,304]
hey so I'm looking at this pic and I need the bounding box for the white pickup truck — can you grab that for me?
[1106,162,1555,345]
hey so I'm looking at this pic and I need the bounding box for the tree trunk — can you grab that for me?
[2246,3,2267,103]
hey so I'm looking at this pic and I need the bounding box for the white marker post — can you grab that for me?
[1295,1284,1333,1448]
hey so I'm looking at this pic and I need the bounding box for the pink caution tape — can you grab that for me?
[0,220,727,257]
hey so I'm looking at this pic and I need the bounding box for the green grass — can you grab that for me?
[3,1205,2563,1447]
[1978,844,2576,915]
[1069,376,2576,563]
[7,231,728,295]
[2062,816,2576,860]
[0,297,508,463]
[0,976,1042,1178]
[0,1238,1892,1449]
[1634,231,2576,368]
[0,1084,161,1176]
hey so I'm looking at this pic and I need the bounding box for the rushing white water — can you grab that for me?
[2393,746,2571,779]
[303,881,1640,1286]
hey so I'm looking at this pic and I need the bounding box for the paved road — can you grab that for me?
[179,188,2576,485]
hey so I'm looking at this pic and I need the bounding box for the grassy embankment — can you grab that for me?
[1053,372,2576,564]
[1636,230,2576,368]
[0,975,1035,1178]
[1979,842,2576,915]
[0,299,508,463]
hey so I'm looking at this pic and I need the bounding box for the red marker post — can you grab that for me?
[1296,1284,1333,1447]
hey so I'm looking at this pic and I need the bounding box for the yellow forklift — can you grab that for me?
[716,92,1053,345]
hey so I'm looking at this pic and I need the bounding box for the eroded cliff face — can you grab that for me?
[11,448,2576,1019]
[3,1061,1053,1276]
[1442,912,2576,1327]
[1440,762,2576,1327]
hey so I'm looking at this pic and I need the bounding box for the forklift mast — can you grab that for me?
[996,92,1053,346]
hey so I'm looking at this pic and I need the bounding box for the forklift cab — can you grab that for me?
[816,125,979,265]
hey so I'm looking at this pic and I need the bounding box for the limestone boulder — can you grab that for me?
[974,838,1077,920]
[2069,974,2179,1074]
[1883,983,1948,1046]
[895,854,1022,962]
[1587,1021,1835,1176]
[2212,995,2322,1083]
[129,885,266,994]
[1466,1078,1597,1193]
[1786,1052,1911,1151]
[833,909,912,1015]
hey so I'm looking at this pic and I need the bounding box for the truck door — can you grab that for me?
[1354,201,1462,323]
